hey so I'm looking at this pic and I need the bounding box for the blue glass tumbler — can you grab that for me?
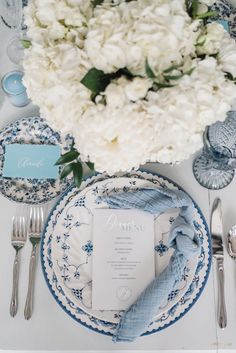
[193,111,236,190]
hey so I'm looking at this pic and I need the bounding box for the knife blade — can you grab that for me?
[211,197,227,329]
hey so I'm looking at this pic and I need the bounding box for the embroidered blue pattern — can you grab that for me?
[82,240,93,256]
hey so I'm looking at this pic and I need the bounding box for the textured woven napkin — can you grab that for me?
[98,187,201,342]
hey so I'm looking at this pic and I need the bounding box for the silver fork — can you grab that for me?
[10,216,27,317]
[24,207,44,320]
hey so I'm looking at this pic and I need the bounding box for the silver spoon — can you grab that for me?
[228,225,236,259]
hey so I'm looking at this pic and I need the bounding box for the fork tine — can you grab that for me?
[33,208,37,233]
[36,207,40,234]
[24,217,27,239]
[40,207,44,231]
[12,215,27,240]
[16,217,20,238]
[29,208,35,233]
[12,216,16,240]
[21,216,26,240]
[19,216,24,238]
[29,207,45,235]
[17,217,20,238]
[29,208,32,233]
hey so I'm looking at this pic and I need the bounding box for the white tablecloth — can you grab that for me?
[1,15,236,353]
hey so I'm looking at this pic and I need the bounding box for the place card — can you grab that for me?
[92,209,155,311]
[2,144,60,179]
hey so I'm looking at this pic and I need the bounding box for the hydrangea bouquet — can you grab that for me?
[23,0,236,185]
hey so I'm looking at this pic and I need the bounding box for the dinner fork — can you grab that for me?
[10,215,27,317]
[24,207,44,320]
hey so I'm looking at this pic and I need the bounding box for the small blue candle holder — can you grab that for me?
[1,70,30,107]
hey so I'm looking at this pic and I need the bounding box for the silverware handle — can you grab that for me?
[24,244,38,320]
[10,252,19,317]
[217,259,227,329]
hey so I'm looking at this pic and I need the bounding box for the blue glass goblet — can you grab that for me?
[193,111,236,190]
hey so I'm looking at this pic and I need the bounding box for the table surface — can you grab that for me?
[1,12,236,353]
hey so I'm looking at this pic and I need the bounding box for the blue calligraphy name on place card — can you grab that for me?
[2,144,61,179]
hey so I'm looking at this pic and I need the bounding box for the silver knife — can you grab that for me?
[211,198,227,329]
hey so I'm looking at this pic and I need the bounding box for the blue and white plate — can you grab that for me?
[0,116,73,204]
[210,0,236,39]
[41,171,211,336]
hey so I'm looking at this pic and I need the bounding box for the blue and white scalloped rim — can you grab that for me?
[41,170,211,337]
[0,116,73,204]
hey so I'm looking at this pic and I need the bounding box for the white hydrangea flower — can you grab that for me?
[196,23,225,55]
[36,5,57,26]
[74,105,156,175]
[85,0,200,75]
[24,0,92,47]
[23,0,236,174]
[124,77,152,101]
[147,57,236,163]
[104,83,126,108]
[199,0,216,5]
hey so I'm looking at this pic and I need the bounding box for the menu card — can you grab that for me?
[92,209,155,310]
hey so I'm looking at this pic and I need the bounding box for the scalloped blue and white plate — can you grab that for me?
[0,116,73,204]
[41,171,211,336]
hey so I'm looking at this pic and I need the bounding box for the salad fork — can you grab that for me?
[24,207,44,320]
[10,215,27,317]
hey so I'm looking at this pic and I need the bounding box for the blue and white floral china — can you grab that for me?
[41,170,211,336]
[210,0,236,39]
[0,116,73,204]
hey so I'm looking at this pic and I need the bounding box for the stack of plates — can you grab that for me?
[41,170,211,337]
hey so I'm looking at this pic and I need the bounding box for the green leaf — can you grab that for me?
[191,0,199,18]
[145,59,156,79]
[55,150,79,165]
[91,0,103,8]
[81,68,111,94]
[21,39,31,49]
[196,11,217,19]
[86,161,95,170]
[164,73,184,80]
[72,162,83,188]
[60,163,74,179]
[81,67,134,96]
[153,82,175,90]
[163,65,179,74]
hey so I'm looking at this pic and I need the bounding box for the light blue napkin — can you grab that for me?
[98,187,201,342]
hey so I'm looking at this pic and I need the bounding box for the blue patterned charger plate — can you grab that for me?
[0,116,73,204]
[41,170,211,336]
